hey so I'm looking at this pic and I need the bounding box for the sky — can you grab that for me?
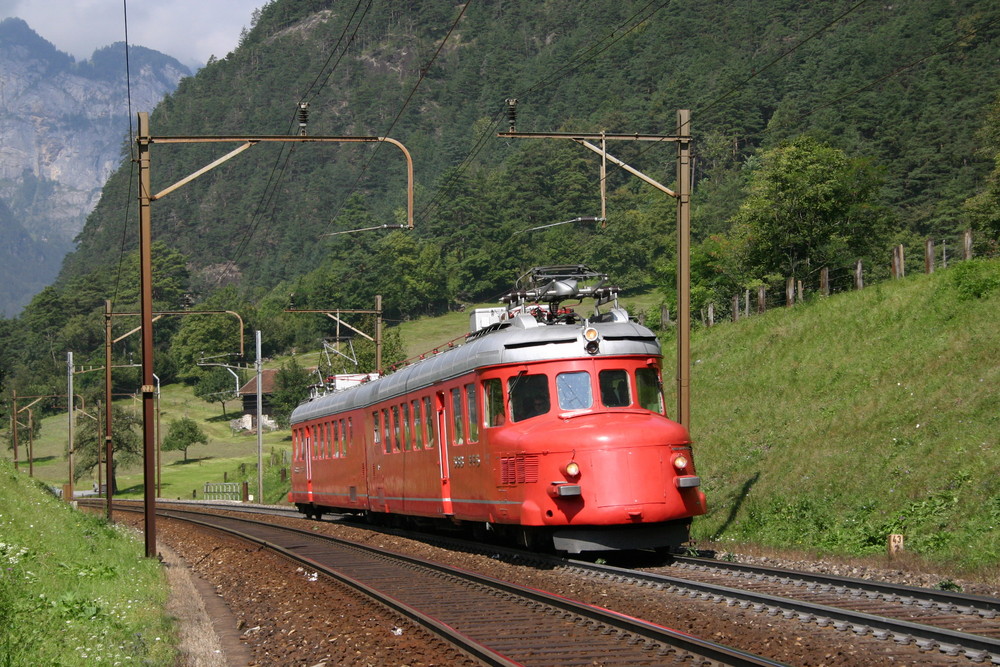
[0,0,268,70]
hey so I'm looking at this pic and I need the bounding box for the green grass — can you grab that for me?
[6,273,999,575]
[671,260,1000,572]
[0,458,175,666]
[9,382,292,503]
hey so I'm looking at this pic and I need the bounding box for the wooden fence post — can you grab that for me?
[757,286,766,313]
[707,303,715,327]
[732,295,740,322]
[892,244,905,279]
[855,260,864,290]
[744,289,750,318]
[820,267,829,296]
[925,238,934,274]
[785,277,794,306]
[964,230,973,260]
[797,279,803,303]
[660,305,670,328]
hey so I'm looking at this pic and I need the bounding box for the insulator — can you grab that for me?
[505,98,518,132]
[297,102,309,135]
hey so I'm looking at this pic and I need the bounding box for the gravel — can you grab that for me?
[117,510,998,666]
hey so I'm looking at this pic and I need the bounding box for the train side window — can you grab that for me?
[599,369,631,407]
[509,373,549,422]
[465,383,479,443]
[423,396,436,448]
[344,417,351,455]
[636,368,665,414]
[391,406,401,452]
[483,378,505,427]
[557,371,593,410]
[450,388,465,445]
[372,412,381,449]
[330,421,338,458]
[402,403,411,451]
[412,399,423,449]
[382,409,392,454]
[292,428,300,461]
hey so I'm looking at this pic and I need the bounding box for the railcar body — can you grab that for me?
[289,266,706,552]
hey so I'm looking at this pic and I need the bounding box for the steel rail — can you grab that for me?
[557,559,1000,663]
[670,554,1000,617]
[156,507,786,667]
[102,500,999,662]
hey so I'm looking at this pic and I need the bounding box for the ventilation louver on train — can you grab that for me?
[500,454,540,484]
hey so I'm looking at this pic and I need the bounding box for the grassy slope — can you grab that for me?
[670,261,1000,571]
[15,382,292,503]
[8,270,998,570]
[0,458,175,665]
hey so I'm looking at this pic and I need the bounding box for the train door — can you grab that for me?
[303,424,314,501]
[369,409,387,513]
[436,391,453,516]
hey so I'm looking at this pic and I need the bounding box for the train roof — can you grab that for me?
[290,310,660,425]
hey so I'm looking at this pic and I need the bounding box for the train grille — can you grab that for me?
[500,454,539,484]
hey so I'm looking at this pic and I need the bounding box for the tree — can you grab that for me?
[194,368,240,417]
[269,357,313,428]
[964,90,1000,242]
[726,136,893,284]
[162,417,208,462]
[73,405,142,494]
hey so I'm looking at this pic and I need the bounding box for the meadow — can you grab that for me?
[6,261,1000,576]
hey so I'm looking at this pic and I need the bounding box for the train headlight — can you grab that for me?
[672,455,689,472]
[583,327,600,355]
[562,461,581,478]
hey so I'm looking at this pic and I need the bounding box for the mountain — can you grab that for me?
[55,0,999,311]
[0,17,190,316]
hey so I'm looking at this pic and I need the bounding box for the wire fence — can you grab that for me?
[657,230,999,327]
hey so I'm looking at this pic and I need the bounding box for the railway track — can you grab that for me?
[551,556,1000,664]
[92,500,1000,663]
[152,506,783,666]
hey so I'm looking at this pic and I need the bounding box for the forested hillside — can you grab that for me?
[3,0,1000,412]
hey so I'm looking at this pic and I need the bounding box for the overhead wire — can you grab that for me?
[111,0,137,309]
[609,0,875,211]
[299,0,373,106]
[414,0,673,227]
[695,0,872,118]
[771,13,1000,129]
[216,0,375,286]
[320,0,473,235]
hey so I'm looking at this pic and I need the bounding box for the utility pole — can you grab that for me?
[497,109,693,430]
[255,331,263,503]
[10,390,18,471]
[135,111,415,555]
[137,112,157,558]
[105,300,113,520]
[66,352,75,500]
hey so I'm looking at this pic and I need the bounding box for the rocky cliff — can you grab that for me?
[0,17,189,316]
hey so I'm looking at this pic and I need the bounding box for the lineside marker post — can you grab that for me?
[888,534,904,556]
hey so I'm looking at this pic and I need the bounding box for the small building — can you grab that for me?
[237,369,279,430]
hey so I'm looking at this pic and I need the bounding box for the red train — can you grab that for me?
[289,265,706,553]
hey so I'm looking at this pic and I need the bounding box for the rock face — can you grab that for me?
[0,17,190,316]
